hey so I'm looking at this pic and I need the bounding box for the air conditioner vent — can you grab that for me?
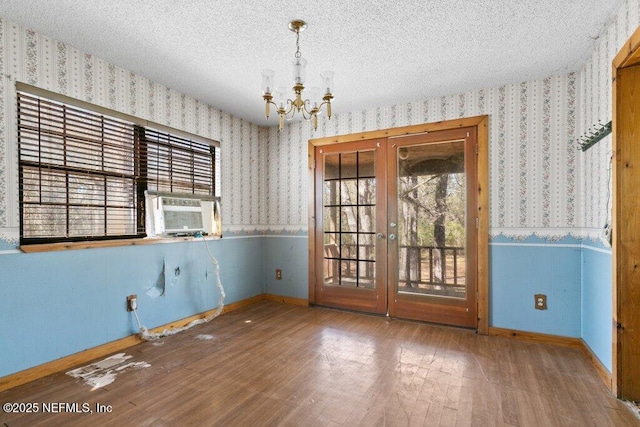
[145,192,221,237]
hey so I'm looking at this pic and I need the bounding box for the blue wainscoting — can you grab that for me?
[0,236,264,378]
[581,242,612,372]
[0,232,614,380]
[262,235,309,300]
[490,236,582,338]
[263,234,586,340]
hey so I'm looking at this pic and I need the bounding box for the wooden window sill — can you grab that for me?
[19,235,222,253]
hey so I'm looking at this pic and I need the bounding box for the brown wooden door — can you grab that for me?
[613,39,640,400]
[313,128,478,328]
[314,139,388,314]
[387,128,478,327]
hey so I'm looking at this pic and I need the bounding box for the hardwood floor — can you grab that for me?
[1,301,638,426]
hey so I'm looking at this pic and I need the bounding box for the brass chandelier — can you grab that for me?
[261,20,334,131]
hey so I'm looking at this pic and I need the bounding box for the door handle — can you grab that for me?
[389,233,397,241]
[376,233,385,239]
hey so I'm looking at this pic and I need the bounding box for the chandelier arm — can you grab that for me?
[300,100,315,119]
[317,99,333,118]
[282,99,298,120]
[265,99,279,119]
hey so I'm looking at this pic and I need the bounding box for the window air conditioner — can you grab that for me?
[145,192,221,237]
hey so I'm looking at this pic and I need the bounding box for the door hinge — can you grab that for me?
[475,217,479,229]
[475,143,479,156]
[466,132,470,138]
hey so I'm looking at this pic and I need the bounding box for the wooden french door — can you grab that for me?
[313,139,388,314]
[313,126,479,329]
[387,128,477,327]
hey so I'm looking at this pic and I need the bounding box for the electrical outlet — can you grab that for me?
[275,269,282,280]
[126,294,138,312]
[535,294,547,310]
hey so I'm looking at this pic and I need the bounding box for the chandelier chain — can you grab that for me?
[295,29,301,59]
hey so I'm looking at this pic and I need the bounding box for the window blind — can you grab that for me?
[143,128,216,196]
[17,91,217,245]
[18,92,140,243]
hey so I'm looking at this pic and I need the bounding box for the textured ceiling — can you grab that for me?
[0,0,622,127]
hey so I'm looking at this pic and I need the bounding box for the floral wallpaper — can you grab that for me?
[0,18,266,243]
[264,0,640,242]
[266,73,580,240]
[0,0,638,244]
[579,0,640,243]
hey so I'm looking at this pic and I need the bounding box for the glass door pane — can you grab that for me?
[322,150,376,289]
[396,140,467,299]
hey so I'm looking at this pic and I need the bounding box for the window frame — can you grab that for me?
[16,83,220,250]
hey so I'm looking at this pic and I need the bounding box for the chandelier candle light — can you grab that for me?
[261,20,334,131]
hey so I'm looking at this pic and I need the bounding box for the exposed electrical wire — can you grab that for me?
[601,153,613,246]
[605,153,612,216]
[132,235,226,341]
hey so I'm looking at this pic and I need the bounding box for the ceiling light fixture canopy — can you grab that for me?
[261,20,334,131]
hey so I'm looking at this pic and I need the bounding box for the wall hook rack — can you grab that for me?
[577,120,612,152]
